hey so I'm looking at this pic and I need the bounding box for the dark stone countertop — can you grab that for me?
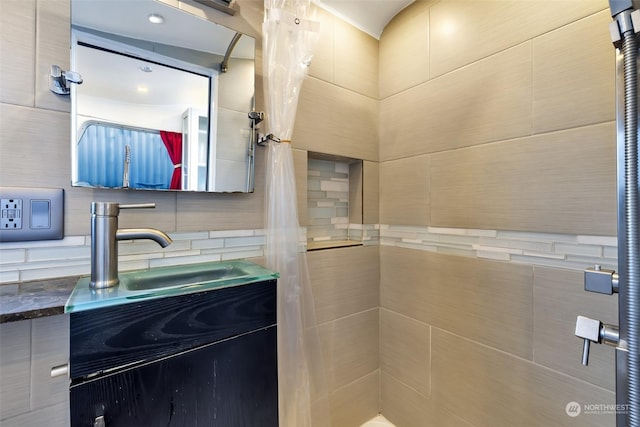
[0,276,79,323]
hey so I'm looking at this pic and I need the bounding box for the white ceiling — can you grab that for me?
[72,0,255,58]
[73,0,414,47]
[312,0,415,39]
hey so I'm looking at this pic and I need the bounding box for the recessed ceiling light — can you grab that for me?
[136,85,149,94]
[148,13,165,24]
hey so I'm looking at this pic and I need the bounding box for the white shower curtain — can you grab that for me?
[262,1,330,427]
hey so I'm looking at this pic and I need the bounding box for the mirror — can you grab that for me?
[70,0,256,192]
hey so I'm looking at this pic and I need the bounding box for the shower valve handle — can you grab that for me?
[575,315,620,366]
[575,316,600,366]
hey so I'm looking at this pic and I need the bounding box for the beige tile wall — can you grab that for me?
[362,161,379,224]
[380,309,430,397]
[431,328,614,427]
[381,246,534,359]
[532,10,615,134]
[1,0,36,107]
[308,245,380,425]
[380,42,532,161]
[378,0,431,100]
[309,3,379,101]
[430,123,617,236]
[428,0,606,78]
[378,0,615,237]
[308,5,336,83]
[334,18,379,99]
[308,245,379,324]
[319,307,379,391]
[379,155,430,226]
[380,246,617,427]
[349,161,364,224]
[293,148,309,226]
[0,320,31,419]
[36,0,71,112]
[329,370,379,427]
[0,315,69,425]
[293,3,379,162]
[293,77,378,161]
[378,1,619,425]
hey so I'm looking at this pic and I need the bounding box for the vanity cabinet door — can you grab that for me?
[70,279,277,380]
[70,325,278,427]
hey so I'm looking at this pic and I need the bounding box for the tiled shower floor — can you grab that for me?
[361,414,395,426]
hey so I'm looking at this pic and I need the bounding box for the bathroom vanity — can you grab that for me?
[66,261,278,426]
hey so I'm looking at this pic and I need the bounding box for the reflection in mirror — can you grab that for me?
[70,0,256,192]
[77,121,176,190]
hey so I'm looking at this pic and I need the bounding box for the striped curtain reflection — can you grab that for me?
[77,122,174,189]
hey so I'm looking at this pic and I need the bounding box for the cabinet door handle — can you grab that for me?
[50,364,68,378]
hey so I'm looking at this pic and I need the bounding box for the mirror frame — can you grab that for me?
[69,12,256,193]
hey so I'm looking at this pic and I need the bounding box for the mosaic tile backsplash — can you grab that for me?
[0,223,617,283]
[379,225,618,271]
[0,219,618,285]
[0,229,266,283]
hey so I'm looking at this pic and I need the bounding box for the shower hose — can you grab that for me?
[621,27,640,426]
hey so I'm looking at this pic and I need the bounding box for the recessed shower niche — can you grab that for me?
[307,153,364,250]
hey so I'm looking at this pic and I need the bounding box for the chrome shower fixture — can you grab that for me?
[49,65,83,95]
[220,32,243,73]
[249,111,265,125]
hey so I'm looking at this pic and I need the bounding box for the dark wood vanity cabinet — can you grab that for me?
[69,279,278,426]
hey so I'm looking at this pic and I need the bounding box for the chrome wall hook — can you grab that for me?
[49,65,83,95]
[257,133,280,146]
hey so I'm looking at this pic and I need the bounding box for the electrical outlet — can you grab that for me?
[1,198,23,229]
[0,187,64,242]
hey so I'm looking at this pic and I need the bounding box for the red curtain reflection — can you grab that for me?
[160,130,182,190]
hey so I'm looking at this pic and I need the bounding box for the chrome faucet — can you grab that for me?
[90,202,172,289]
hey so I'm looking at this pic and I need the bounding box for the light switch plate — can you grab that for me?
[0,187,64,242]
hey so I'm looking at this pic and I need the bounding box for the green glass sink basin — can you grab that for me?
[65,260,278,313]
[122,265,248,291]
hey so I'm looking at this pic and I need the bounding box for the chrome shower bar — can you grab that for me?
[577,3,640,425]
[609,2,640,426]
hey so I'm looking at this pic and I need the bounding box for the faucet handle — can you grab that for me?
[119,203,156,210]
[91,202,156,216]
